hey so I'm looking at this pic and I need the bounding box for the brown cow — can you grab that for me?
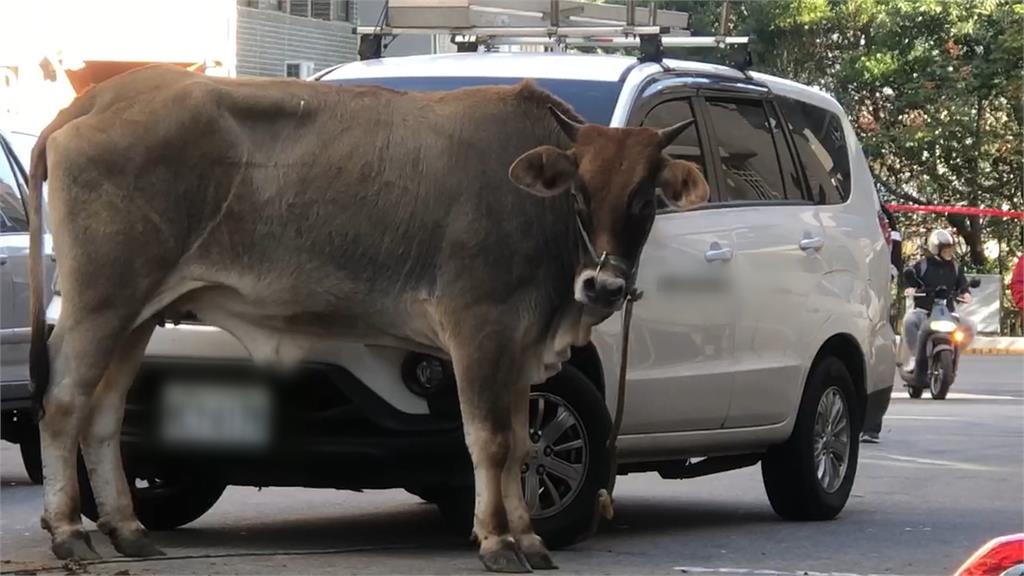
[28,65,707,572]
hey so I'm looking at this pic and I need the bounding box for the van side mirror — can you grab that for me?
[969,278,981,288]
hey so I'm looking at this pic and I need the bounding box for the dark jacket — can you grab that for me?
[903,256,969,311]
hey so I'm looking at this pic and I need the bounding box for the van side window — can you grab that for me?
[766,102,806,200]
[0,148,28,233]
[705,98,788,202]
[641,98,707,211]
[779,98,851,204]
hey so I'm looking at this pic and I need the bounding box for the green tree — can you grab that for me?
[645,1,1023,271]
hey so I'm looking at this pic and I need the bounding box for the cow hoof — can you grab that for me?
[523,549,558,570]
[111,530,166,558]
[480,536,532,573]
[51,530,100,561]
[518,534,558,570]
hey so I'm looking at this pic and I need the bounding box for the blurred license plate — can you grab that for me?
[160,382,272,449]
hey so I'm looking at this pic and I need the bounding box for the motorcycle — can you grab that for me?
[898,278,981,400]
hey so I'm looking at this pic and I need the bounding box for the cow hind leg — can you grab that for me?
[40,314,132,560]
[80,320,163,557]
[450,334,532,574]
[503,383,556,570]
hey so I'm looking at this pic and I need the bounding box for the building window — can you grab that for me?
[334,1,352,22]
[311,0,332,20]
[252,0,348,20]
[288,0,309,18]
[239,0,289,11]
[285,61,315,78]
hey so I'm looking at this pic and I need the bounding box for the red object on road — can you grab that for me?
[954,533,1024,576]
[885,204,1024,219]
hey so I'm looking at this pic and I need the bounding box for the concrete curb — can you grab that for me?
[895,335,1024,356]
[963,338,1024,355]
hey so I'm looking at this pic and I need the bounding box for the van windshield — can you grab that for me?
[322,76,622,126]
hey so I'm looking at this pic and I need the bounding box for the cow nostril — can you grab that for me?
[582,276,597,295]
[605,282,625,300]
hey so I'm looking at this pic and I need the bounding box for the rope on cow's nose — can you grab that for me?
[596,286,643,522]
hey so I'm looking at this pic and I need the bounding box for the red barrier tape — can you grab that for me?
[886,204,1024,219]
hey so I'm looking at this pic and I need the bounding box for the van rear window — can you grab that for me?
[779,98,851,204]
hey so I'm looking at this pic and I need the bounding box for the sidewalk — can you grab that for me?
[964,336,1024,355]
[894,335,1024,355]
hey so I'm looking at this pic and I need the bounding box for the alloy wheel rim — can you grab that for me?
[812,386,850,494]
[522,392,588,519]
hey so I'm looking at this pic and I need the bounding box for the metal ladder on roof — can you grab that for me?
[355,0,750,65]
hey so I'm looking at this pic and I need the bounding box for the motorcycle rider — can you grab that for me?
[901,229,975,387]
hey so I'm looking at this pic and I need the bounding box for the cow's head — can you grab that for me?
[509,106,709,310]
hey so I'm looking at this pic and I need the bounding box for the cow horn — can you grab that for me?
[658,118,695,149]
[548,105,582,143]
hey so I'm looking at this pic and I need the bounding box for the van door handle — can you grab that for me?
[704,242,733,263]
[799,236,825,251]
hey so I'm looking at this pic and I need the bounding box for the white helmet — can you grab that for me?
[927,229,955,257]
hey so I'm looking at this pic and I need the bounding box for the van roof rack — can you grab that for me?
[356,0,750,66]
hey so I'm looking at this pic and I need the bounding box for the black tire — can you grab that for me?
[79,458,226,530]
[406,485,446,504]
[436,365,611,549]
[762,356,860,521]
[900,363,923,398]
[929,350,954,400]
[19,422,43,485]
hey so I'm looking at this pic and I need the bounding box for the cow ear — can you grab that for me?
[657,158,709,210]
[509,146,577,197]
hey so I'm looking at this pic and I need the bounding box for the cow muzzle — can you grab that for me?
[574,253,633,310]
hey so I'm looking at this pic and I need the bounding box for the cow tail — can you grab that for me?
[28,131,51,418]
[29,93,97,419]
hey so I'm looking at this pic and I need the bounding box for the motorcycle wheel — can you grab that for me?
[907,386,924,399]
[929,350,954,400]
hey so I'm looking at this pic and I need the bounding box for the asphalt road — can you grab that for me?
[2,356,1021,576]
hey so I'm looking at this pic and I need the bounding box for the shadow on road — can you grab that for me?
[146,497,783,553]
[149,500,468,553]
[603,497,780,537]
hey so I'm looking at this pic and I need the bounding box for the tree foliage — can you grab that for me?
[650,0,1023,271]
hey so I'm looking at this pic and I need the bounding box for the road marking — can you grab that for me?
[885,415,961,420]
[945,392,1021,400]
[674,567,925,576]
[892,392,1019,401]
[863,453,998,472]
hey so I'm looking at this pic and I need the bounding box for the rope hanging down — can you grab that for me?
[596,287,642,522]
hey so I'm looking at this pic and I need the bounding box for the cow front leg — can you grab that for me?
[504,382,556,570]
[80,322,164,558]
[451,338,532,574]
